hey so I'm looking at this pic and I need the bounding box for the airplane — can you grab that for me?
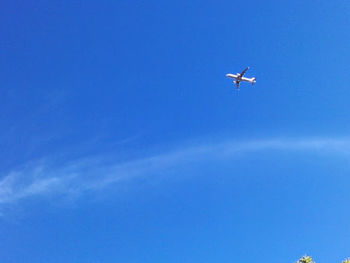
[226,67,256,90]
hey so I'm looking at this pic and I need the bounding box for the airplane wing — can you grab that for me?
[236,81,240,89]
[240,67,249,77]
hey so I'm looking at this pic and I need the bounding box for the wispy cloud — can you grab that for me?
[1,137,350,209]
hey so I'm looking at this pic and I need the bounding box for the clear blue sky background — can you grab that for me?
[1,0,350,262]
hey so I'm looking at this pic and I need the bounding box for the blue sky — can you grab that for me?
[1,0,350,262]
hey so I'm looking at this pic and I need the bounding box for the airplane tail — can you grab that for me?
[251,77,256,85]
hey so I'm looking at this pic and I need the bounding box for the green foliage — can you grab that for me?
[298,256,315,263]
[296,256,350,263]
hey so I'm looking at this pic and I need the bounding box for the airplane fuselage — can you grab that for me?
[226,73,256,84]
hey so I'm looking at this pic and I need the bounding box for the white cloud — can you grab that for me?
[1,137,350,209]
